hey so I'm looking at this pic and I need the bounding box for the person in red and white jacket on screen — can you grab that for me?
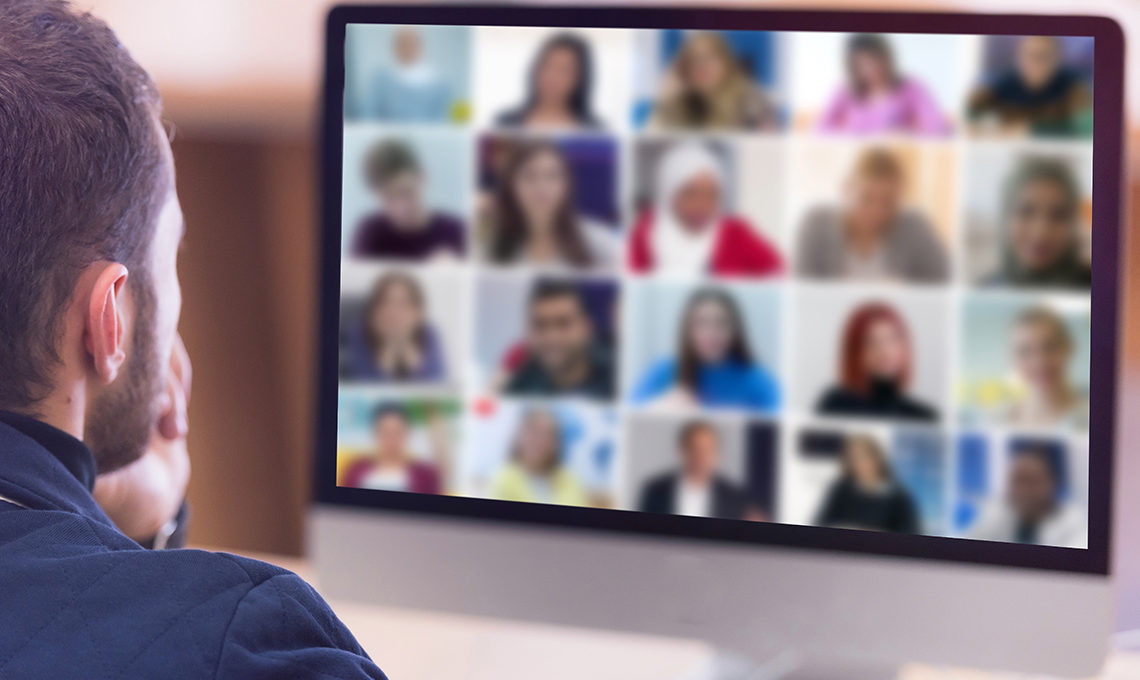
[628,141,783,277]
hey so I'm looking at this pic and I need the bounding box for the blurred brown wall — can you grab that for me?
[175,135,317,555]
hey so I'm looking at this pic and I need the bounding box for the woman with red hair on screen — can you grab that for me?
[816,302,937,421]
[628,141,783,277]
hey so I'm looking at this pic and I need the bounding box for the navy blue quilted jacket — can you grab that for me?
[0,411,387,680]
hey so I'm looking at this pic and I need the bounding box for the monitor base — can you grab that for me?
[682,649,900,680]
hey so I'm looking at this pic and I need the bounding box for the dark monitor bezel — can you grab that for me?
[316,4,1124,576]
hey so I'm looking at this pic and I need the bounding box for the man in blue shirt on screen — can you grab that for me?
[0,2,385,678]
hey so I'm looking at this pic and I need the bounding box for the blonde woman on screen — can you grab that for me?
[987,306,1088,430]
[795,147,948,283]
[648,32,779,131]
[489,408,589,506]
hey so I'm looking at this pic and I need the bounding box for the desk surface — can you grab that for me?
[205,548,1140,680]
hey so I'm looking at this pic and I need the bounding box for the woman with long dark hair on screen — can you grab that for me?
[816,302,937,421]
[815,434,919,534]
[485,140,617,271]
[632,287,780,412]
[347,271,446,382]
[628,141,783,277]
[817,33,949,136]
[648,31,779,130]
[982,156,1090,288]
[496,32,603,130]
[489,408,589,506]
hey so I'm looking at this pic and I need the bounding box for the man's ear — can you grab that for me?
[84,263,130,385]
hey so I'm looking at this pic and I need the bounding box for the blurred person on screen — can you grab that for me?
[638,420,747,520]
[484,140,617,271]
[340,403,444,494]
[628,142,783,277]
[968,439,1086,548]
[795,147,948,283]
[346,271,447,382]
[490,408,588,506]
[363,26,452,122]
[978,306,1088,430]
[495,32,603,130]
[503,280,615,399]
[631,287,779,412]
[0,2,385,677]
[817,33,949,136]
[814,434,919,533]
[967,36,1092,137]
[980,157,1090,289]
[350,138,466,261]
[647,31,780,131]
[816,302,938,422]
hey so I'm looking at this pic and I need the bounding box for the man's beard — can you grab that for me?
[84,276,164,474]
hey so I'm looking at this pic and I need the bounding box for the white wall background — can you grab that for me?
[734,137,789,250]
[471,272,536,390]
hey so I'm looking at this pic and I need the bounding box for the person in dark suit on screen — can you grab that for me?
[638,420,746,520]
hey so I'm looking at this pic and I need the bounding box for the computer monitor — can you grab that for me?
[312,6,1125,676]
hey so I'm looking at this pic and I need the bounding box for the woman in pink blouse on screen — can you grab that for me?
[818,33,950,136]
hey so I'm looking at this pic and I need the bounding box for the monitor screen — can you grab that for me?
[321,8,1120,571]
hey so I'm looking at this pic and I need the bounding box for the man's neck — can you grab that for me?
[391,210,429,233]
[1027,385,1073,412]
[549,354,592,390]
[844,220,885,255]
[682,471,712,489]
[22,380,87,442]
[1022,503,1058,527]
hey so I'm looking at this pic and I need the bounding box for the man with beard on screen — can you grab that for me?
[0,2,384,678]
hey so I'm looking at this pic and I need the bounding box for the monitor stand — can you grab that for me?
[683,648,900,680]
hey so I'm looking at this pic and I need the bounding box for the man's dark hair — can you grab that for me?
[1010,437,1067,491]
[678,420,718,451]
[371,402,410,426]
[0,0,167,410]
[528,279,587,314]
[364,139,421,190]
